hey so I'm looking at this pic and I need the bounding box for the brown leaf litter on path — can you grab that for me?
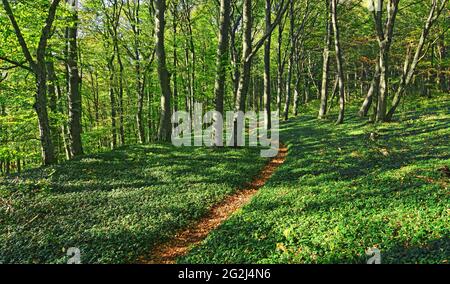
[137,144,288,264]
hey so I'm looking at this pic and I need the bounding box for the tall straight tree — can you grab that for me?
[263,0,272,129]
[125,0,146,143]
[372,0,399,122]
[1,0,61,165]
[282,0,294,121]
[318,0,332,119]
[214,0,231,116]
[66,0,83,157]
[213,0,231,145]
[155,0,172,142]
[331,0,345,124]
[234,0,253,114]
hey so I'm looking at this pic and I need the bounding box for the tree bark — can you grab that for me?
[234,0,252,113]
[386,0,447,121]
[214,0,231,116]
[331,0,345,124]
[107,55,117,149]
[358,59,380,117]
[283,0,294,121]
[66,0,83,157]
[155,0,172,142]
[318,0,332,119]
[373,0,399,122]
[263,0,272,129]
[1,0,60,165]
[212,0,231,145]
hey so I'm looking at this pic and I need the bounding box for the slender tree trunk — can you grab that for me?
[263,0,272,129]
[318,0,332,119]
[283,0,294,121]
[331,0,345,124]
[293,63,301,116]
[172,2,179,114]
[116,46,125,145]
[214,0,231,116]
[276,21,284,116]
[437,33,447,92]
[234,0,252,113]
[129,0,146,144]
[108,56,117,149]
[46,60,61,160]
[35,70,56,164]
[231,0,252,146]
[358,59,380,117]
[213,0,231,145]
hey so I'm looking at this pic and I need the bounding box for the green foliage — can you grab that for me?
[180,94,450,264]
[0,144,266,263]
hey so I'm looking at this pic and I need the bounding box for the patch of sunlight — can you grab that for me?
[349,151,362,158]
[81,158,104,163]
[422,114,448,121]
[382,164,418,179]
[347,129,364,136]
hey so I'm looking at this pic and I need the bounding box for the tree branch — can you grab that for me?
[0,56,32,72]
[36,0,62,63]
[245,0,289,63]
[1,0,35,68]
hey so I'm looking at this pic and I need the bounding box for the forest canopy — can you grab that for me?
[0,0,448,172]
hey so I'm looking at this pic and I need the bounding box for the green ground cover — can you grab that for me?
[0,145,266,263]
[180,95,449,264]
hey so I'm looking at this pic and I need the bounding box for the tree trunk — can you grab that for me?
[374,0,399,122]
[276,21,284,116]
[386,0,447,121]
[117,46,125,145]
[283,0,294,121]
[129,0,145,144]
[331,0,345,124]
[1,0,60,165]
[213,0,231,116]
[46,60,61,160]
[263,0,272,129]
[234,0,252,113]
[212,0,231,145]
[35,71,56,165]
[66,0,83,157]
[318,0,332,119]
[155,0,172,142]
[358,59,380,117]
[108,56,117,149]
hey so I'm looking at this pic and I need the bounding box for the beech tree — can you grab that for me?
[0,0,447,171]
[1,0,61,165]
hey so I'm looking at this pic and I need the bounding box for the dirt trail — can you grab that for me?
[138,144,288,264]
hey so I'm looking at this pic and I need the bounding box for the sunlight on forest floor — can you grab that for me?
[0,144,266,263]
[179,94,450,264]
[1,94,449,264]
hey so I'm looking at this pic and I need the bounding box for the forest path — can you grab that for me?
[138,144,288,264]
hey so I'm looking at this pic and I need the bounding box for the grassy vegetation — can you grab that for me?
[1,94,448,264]
[180,94,450,264]
[0,145,266,263]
